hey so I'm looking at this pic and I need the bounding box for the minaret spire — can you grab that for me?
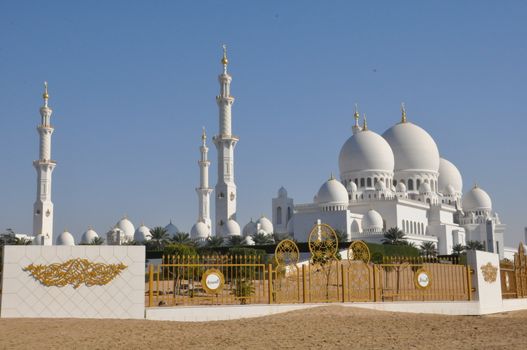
[33,81,56,245]
[352,103,362,134]
[193,128,213,239]
[213,45,239,237]
[362,113,368,131]
[401,102,407,123]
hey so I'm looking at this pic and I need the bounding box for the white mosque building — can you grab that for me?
[29,47,509,258]
[272,107,507,257]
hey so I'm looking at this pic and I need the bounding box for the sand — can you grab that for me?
[1,306,526,349]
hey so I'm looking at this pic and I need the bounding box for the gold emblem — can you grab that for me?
[348,240,371,264]
[275,239,300,267]
[414,268,432,289]
[201,268,225,294]
[24,258,127,289]
[481,262,498,283]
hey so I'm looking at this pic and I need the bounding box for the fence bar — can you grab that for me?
[148,264,154,307]
[340,263,346,302]
[467,266,473,301]
[268,264,273,304]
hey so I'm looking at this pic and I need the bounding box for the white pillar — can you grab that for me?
[33,82,56,246]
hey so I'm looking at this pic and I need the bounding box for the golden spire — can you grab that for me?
[353,103,360,126]
[401,102,407,123]
[202,126,207,140]
[221,44,229,66]
[42,81,49,107]
[362,113,368,131]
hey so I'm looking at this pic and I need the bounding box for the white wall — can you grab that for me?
[1,246,145,319]
[466,250,502,314]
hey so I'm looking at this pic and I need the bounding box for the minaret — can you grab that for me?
[352,103,362,134]
[196,128,213,232]
[213,45,239,237]
[33,82,56,245]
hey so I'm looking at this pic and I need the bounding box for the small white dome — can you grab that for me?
[190,222,209,239]
[315,177,349,205]
[438,158,463,194]
[375,181,386,191]
[339,130,395,176]
[134,225,151,242]
[347,181,358,192]
[81,228,99,244]
[396,182,407,192]
[382,122,440,173]
[444,184,456,196]
[115,217,135,239]
[256,216,274,235]
[278,186,288,198]
[462,185,492,212]
[242,219,257,237]
[223,219,241,236]
[164,220,180,235]
[362,209,384,232]
[419,182,432,194]
[56,231,75,246]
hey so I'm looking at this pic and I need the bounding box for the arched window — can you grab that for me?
[367,178,372,187]
[393,179,397,186]
[360,178,365,187]
[426,198,431,204]
[421,223,424,235]
[414,222,417,234]
[354,178,358,186]
[277,206,282,225]
[374,177,378,184]
[416,179,421,190]
[408,179,414,191]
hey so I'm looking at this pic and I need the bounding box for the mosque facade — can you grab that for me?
[30,48,508,258]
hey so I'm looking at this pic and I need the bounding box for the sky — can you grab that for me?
[1,1,526,245]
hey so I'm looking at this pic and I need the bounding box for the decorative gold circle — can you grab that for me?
[274,239,300,267]
[201,268,225,294]
[308,223,338,263]
[414,268,432,290]
[347,240,371,264]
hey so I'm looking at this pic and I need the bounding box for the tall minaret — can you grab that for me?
[196,128,213,232]
[213,45,239,237]
[33,82,56,245]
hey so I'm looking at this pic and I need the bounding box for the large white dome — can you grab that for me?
[190,221,210,239]
[382,122,440,173]
[438,158,463,194]
[134,225,152,242]
[339,130,395,176]
[56,230,75,246]
[223,219,241,237]
[315,177,349,205]
[462,185,492,212]
[242,219,257,237]
[256,216,274,235]
[81,228,99,244]
[116,217,135,239]
[362,209,384,232]
[164,220,180,235]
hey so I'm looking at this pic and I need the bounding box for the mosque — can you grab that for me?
[30,47,508,258]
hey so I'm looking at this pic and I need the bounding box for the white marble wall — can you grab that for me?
[1,246,145,319]
[466,250,502,313]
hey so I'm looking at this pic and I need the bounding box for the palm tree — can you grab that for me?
[227,235,244,247]
[382,227,407,245]
[206,236,224,248]
[420,242,437,257]
[452,243,465,255]
[252,232,275,245]
[172,232,194,246]
[465,240,484,251]
[149,226,170,250]
[89,237,105,245]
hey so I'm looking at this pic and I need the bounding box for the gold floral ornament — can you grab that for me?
[24,258,127,289]
[274,239,300,267]
[347,240,370,264]
[308,223,338,264]
[480,262,498,283]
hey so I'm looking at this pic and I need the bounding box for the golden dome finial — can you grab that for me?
[401,102,407,123]
[221,44,228,66]
[42,81,49,100]
[362,113,368,131]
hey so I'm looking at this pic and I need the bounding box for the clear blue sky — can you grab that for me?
[1,1,526,245]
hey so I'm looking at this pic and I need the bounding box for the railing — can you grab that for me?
[147,255,271,307]
[146,255,473,307]
[500,261,518,299]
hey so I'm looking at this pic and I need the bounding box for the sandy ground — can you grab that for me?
[1,306,527,350]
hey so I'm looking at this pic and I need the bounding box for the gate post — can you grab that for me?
[148,264,154,307]
[341,263,346,302]
[302,264,307,303]
[268,264,273,304]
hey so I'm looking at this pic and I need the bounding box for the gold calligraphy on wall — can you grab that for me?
[480,262,498,283]
[24,258,127,288]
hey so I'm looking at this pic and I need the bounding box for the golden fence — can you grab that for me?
[147,255,271,307]
[500,243,527,299]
